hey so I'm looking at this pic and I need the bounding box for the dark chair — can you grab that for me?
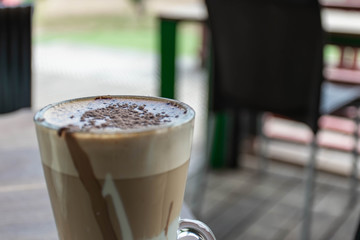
[0,4,33,114]
[205,0,360,239]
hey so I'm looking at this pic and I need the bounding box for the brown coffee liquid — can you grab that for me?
[42,161,189,240]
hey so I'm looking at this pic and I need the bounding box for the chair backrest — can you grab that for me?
[0,4,32,114]
[205,0,324,132]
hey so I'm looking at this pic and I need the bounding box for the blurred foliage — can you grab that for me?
[34,9,202,56]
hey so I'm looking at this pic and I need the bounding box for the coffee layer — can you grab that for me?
[43,161,189,240]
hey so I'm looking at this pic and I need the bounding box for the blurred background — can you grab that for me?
[2,0,360,239]
[31,0,205,108]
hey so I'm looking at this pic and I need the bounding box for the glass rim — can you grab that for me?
[34,95,195,135]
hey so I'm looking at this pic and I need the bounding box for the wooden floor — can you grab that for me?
[188,154,360,240]
[2,111,360,240]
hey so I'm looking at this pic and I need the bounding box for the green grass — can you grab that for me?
[34,14,202,56]
[36,29,156,51]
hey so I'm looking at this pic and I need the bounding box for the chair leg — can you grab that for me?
[229,110,240,168]
[209,112,228,168]
[349,108,360,208]
[353,214,360,240]
[301,136,318,240]
[257,113,269,174]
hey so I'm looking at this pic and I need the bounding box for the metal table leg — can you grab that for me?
[159,18,177,99]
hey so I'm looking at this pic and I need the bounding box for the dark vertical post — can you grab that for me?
[159,18,177,99]
[210,112,228,168]
[8,6,20,110]
[0,7,7,113]
[354,215,360,240]
[207,36,227,168]
[228,110,239,168]
[20,5,32,109]
[349,107,360,207]
[301,136,318,240]
[206,30,235,169]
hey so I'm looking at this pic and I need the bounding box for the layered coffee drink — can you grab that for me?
[34,96,195,240]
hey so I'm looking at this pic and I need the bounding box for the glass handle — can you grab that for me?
[177,219,216,240]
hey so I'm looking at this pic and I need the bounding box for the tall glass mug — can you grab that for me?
[34,96,215,240]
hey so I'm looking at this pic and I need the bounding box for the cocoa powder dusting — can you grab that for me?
[78,102,172,131]
[94,96,113,100]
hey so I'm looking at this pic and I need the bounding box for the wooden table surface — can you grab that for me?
[0,109,57,239]
[0,109,194,239]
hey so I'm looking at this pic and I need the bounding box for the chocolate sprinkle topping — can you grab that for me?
[94,96,113,100]
[77,103,171,131]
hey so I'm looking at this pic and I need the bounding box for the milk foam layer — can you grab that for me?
[35,96,193,132]
[34,96,195,178]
